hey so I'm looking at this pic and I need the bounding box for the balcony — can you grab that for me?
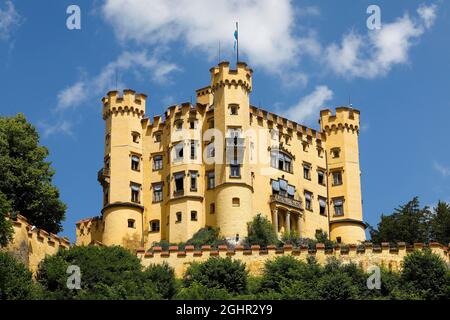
[270,194,302,210]
[97,168,110,185]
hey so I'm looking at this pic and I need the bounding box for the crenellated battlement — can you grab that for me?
[4,214,71,274]
[102,89,147,120]
[137,242,449,278]
[320,107,360,134]
[210,61,253,93]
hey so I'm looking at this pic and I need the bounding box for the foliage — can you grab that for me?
[0,114,66,233]
[184,226,229,248]
[174,282,232,300]
[0,252,40,300]
[429,201,450,245]
[244,213,279,248]
[369,197,431,244]
[182,257,248,295]
[0,191,13,247]
[400,249,450,300]
[142,262,177,299]
[36,246,162,300]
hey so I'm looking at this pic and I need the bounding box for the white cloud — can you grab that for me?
[325,4,437,79]
[39,120,74,138]
[417,4,437,29]
[101,0,318,73]
[56,50,179,111]
[283,85,333,124]
[434,162,450,178]
[0,0,22,41]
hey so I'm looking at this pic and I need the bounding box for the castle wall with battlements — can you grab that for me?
[137,243,450,278]
[2,215,70,274]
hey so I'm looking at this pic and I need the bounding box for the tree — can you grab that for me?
[400,249,450,300]
[142,262,177,299]
[0,252,39,300]
[429,201,450,245]
[184,226,228,249]
[0,191,13,247]
[0,114,66,233]
[182,257,248,295]
[36,246,160,300]
[174,282,231,300]
[244,213,279,248]
[369,197,430,244]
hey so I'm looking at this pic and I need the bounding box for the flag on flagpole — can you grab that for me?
[234,23,238,51]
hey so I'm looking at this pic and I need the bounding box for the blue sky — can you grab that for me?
[1,0,449,242]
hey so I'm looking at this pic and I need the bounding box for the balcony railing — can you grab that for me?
[97,167,110,184]
[270,194,302,210]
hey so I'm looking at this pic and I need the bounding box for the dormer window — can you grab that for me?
[229,104,239,115]
[131,131,140,143]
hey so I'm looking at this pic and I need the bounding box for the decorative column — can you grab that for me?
[285,211,291,233]
[272,208,278,234]
[297,214,302,236]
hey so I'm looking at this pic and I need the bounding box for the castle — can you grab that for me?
[76,61,366,250]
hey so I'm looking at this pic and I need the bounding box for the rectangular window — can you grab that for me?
[131,155,140,171]
[305,191,312,211]
[154,132,161,143]
[333,171,343,186]
[190,171,198,191]
[210,203,215,214]
[153,155,163,170]
[190,211,198,221]
[229,104,239,115]
[174,172,184,196]
[150,220,160,232]
[189,120,197,129]
[173,142,184,162]
[303,164,311,180]
[333,198,344,216]
[207,171,215,189]
[190,140,197,160]
[230,164,240,178]
[318,170,325,185]
[207,143,215,158]
[128,219,136,228]
[153,183,163,203]
[176,212,182,223]
[319,197,327,216]
[131,184,140,203]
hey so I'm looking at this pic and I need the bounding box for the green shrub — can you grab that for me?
[244,213,279,248]
[183,257,248,295]
[400,249,450,300]
[316,271,358,300]
[174,282,231,300]
[184,226,228,249]
[36,246,160,300]
[142,262,177,299]
[0,252,39,300]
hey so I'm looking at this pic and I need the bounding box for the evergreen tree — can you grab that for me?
[429,201,450,245]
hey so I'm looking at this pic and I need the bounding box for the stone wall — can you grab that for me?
[2,215,70,274]
[137,243,449,278]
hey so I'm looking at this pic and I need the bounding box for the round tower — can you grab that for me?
[99,89,146,250]
[320,107,366,244]
[210,61,254,243]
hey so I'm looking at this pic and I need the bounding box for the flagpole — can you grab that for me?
[236,22,239,64]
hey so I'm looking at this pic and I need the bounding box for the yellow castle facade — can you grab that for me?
[76,61,366,250]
